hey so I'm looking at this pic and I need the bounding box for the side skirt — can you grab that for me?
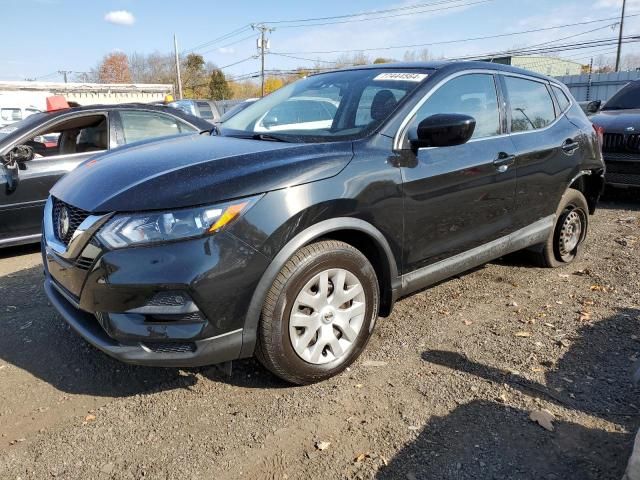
[398,216,554,298]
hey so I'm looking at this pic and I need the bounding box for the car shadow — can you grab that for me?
[0,258,289,396]
[601,188,640,211]
[378,309,640,480]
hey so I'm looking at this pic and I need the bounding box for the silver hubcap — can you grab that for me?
[289,268,366,365]
[559,210,583,257]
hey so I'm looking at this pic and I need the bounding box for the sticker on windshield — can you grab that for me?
[374,73,428,82]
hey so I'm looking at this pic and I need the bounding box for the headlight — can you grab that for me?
[96,196,260,249]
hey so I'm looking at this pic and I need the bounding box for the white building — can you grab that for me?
[0,81,174,111]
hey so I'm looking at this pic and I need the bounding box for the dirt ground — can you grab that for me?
[0,191,639,480]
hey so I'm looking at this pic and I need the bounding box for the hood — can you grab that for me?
[590,109,640,132]
[51,134,353,212]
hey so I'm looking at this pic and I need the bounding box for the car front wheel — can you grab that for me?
[256,240,379,385]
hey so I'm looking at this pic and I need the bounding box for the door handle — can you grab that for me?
[493,152,515,173]
[561,139,580,155]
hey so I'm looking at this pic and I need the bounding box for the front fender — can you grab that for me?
[237,217,399,358]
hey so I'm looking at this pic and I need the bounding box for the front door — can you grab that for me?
[0,113,110,244]
[398,73,518,273]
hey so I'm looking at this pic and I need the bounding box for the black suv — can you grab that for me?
[42,62,605,384]
[590,79,640,188]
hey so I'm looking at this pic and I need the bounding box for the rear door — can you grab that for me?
[501,75,586,231]
[399,72,518,273]
[0,112,110,244]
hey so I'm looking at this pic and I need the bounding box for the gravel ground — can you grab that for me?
[0,192,638,480]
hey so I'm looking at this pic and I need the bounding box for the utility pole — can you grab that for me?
[174,34,183,99]
[615,0,627,72]
[252,24,274,97]
[58,70,69,83]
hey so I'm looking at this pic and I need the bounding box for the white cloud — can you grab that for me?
[218,47,235,54]
[104,10,135,26]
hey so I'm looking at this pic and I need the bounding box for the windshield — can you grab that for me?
[221,68,431,142]
[602,81,640,111]
[0,112,48,140]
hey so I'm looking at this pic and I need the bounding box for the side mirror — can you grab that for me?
[408,113,476,150]
[586,100,602,114]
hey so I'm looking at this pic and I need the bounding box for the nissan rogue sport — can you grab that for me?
[42,62,605,384]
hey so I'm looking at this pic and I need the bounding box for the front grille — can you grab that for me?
[606,161,640,175]
[146,292,189,307]
[606,172,640,186]
[603,133,640,154]
[75,256,95,271]
[52,197,91,245]
[143,342,197,354]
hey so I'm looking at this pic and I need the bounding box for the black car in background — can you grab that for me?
[590,80,640,188]
[42,62,604,384]
[0,103,211,247]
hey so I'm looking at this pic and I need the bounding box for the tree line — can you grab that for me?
[84,48,640,100]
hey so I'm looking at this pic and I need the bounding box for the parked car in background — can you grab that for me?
[0,100,212,247]
[167,99,221,124]
[42,62,604,385]
[0,104,40,128]
[590,80,640,188]
[218,98,258,123]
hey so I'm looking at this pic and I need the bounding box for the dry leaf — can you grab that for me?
[315,441,331,451]
[84,414,96,422]
[354,452,370,463]
[463,320,473,326]
[515,331,532,338]
[530,409,555,431]
[578,311,592,322]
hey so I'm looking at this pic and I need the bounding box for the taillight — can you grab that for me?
[592,123,604,148]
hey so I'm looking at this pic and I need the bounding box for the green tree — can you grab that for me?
[208,69,232,100]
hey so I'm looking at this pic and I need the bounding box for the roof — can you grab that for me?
[320,60,556,82]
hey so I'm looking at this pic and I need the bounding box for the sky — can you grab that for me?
[1,0,640,82]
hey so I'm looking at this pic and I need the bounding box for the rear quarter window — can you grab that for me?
[552,85,572,113]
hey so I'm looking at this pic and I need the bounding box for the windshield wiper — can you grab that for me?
[251,133,291,142]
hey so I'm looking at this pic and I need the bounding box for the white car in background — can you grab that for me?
[0,104,40,128]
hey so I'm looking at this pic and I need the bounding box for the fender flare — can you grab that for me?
[239,217,399,358]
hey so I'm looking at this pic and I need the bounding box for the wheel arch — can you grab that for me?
[569,170,605,214]
[239,218,400,358]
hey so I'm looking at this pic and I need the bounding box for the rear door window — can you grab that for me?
[504,76,556,133]
[119,111,197,144]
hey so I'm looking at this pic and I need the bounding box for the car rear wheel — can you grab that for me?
[256,240,379,385]
[535,189,589,268]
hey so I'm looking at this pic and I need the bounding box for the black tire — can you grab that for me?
[255,240,379,385]
[535,189,589,268]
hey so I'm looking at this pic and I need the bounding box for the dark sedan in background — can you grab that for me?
[590,80,640,188]
[0,102,212,248]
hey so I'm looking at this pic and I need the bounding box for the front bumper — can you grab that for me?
[42,198,270,367]
[44,278,244,367]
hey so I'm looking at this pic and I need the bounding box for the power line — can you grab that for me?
[198,33,258,56]
[182,24,253,54]
[272,0,495,29]
[182,0,493,55]
[272,13,640,56]
[262,0,485,24]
